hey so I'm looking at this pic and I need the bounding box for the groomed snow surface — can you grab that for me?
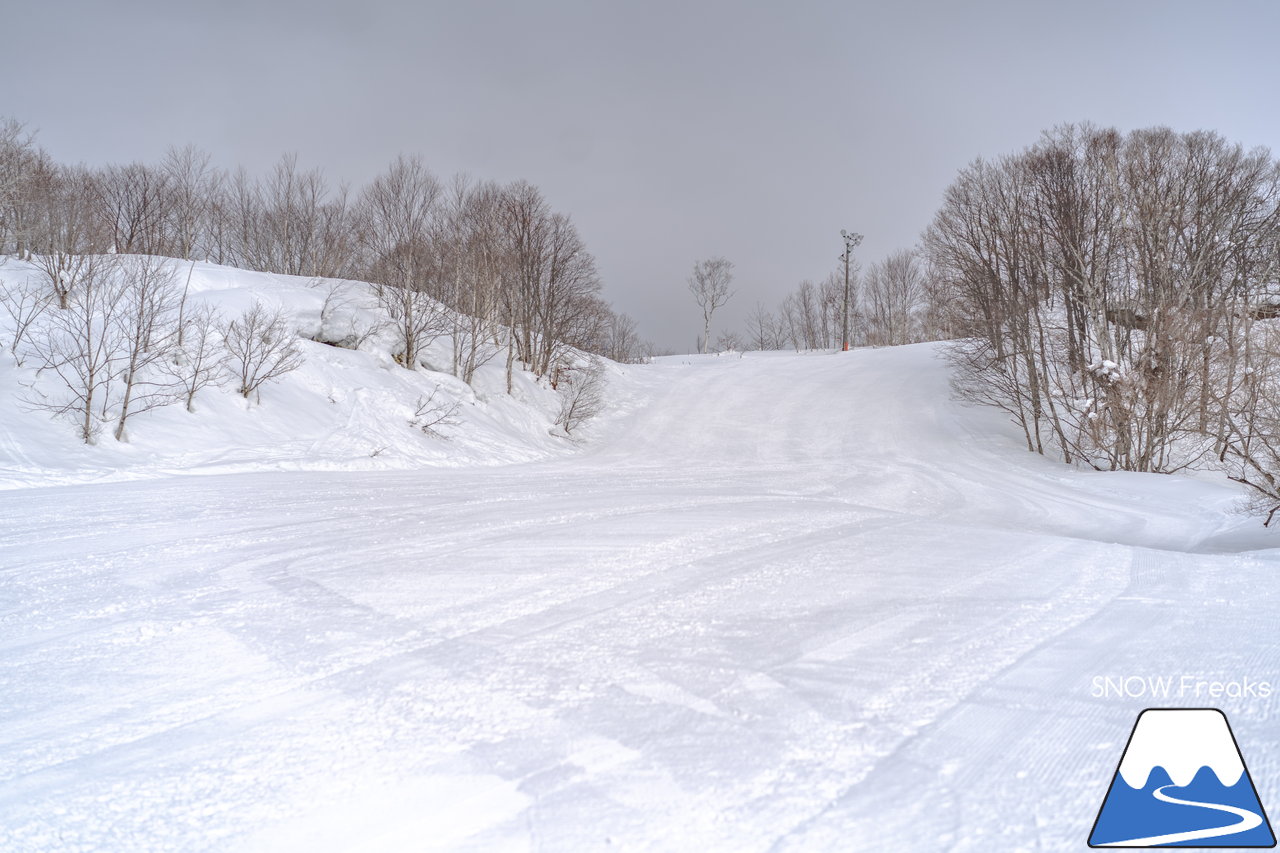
[2,264,1279,851]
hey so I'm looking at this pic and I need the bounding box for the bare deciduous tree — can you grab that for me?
[376,275,449,370]
[92,162,170,255]
[745,301,780,351]
[27,259,126,443]
[0,276,51,364]
[714,330,742,353]
[600,310,650,364]
[356,156,449,370]
[222,303,304,402]
[863,249,927,346]
[112,256,181,440]
[233,154,352,278]
[160,302,224,412]
[436,176,503,382]
[27,166,108,309]
[0,118,46,257]
[688,256,734,354]
[554,357,606,435]
[160,145,222,260]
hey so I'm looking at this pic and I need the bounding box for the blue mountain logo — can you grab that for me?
[1090,708,1275,847]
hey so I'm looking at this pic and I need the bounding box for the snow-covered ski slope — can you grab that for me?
[3,344,1279,851]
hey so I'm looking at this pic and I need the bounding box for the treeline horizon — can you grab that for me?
[724,248,952,354]
[0,117,652,374]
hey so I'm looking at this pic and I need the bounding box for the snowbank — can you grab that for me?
[0,256,589,489]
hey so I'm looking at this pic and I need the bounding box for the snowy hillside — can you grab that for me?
[2,337,1279,850]
[0,256,590,489]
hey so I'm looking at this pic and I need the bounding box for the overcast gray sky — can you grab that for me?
[5,0,1280,350]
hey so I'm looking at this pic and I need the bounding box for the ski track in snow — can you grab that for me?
[1,345,1278,851]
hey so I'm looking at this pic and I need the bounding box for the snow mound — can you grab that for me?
[0,256,589,489]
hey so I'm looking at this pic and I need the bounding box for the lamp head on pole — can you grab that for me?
[841,230,863,253]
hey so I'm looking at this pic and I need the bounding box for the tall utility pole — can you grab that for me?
[840,229,863,352]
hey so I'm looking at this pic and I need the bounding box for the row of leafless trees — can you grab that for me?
[925,124,1280,518]
[3,255,301,443]
[0,118,650,386]
[723,250,948,353]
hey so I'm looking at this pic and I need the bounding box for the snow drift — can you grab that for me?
[0,255,598,489]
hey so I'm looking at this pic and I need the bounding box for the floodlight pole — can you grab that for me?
[840,230,863,352]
